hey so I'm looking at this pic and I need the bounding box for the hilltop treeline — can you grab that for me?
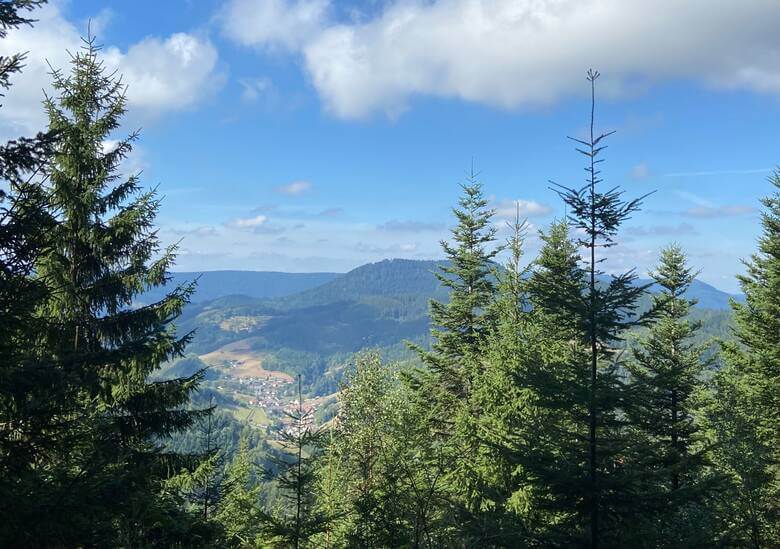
[1,4,778,548]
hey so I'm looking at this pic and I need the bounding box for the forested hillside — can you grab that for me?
[1,4,778,547]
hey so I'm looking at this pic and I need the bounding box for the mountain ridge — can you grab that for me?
[165,259,743,311]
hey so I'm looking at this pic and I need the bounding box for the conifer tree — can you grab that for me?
[529,71,649,547]
[263,375,329,547]
[414,169,500,399]
[406,171,501,540]
[466,207,550,543]
[708,170,780,548]
[325,351,415,547]
[626,244,716,545]
[0,2,68,544]
[217,436,262,547]
[20,34,207,545]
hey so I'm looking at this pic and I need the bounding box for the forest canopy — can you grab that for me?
[0,3,778,548]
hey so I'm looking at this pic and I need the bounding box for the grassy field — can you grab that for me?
[200,337,294,381]
[231,405,270,426]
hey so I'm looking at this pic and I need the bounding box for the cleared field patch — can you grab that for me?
[200,337,293,381]
[231,405,270,426]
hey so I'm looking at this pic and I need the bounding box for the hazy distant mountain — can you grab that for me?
[635,277,744,310]
[174,259,741,393]
[161,260,741,310]
[271,259,449,316]
[140,270,340,304]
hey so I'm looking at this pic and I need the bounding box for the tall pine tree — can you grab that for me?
[467,207,551,543]
[407,170,501,542]
[708,170,780,548]
[626,244,716,545]
[529,71,649,547]
[262,375,329,547]
[414,169,500,400]
[25,34,208,545]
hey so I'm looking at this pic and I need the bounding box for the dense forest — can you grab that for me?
[1,3,779,547]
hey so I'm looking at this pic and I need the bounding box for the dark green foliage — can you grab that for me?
[707,170,780,548]
[530,71,650,547]
[262,376,330,547]
[0,3,66,545]
[626,245,718,544]
[419,175,499,397]
[403,173,502,543]
[464,210,548,544]
[216,436,263,546]
[2,34,210,546]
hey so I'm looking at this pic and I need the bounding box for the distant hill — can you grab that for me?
[156,261,741,311]
[175,260,740,384]
[139,270,340,304]
[635,277,744,310]
[271,259,449,318]
[177,261,442,364]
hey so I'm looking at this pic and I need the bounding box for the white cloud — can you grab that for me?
[220,0,329,51]
[377,219,446,232]
[664,167,773,178]
[0,2,221,136]
[683,205,756,219]
[494,199,553,219]
[230,214,269,228]
[222,0,780,119]
[625,223,698,237]
[239,76,273,102]
[102,33,221,113]
[276,180,312,194]
[355,241,419,253]
[167,225,221,238]
[630,162,652,180]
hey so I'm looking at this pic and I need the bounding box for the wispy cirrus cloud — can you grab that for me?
[672,190,757,219]
[625,223,698,237]
[355,242,418,254]
[630,162,652,180]
[167,225,220,238]
[377,219,447,232]
[317,207,344,217]
[664,167,772,178]
[276,180,312,195]
[683,205,756,218]
[228,214,269,228]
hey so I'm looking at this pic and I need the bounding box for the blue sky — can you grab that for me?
[2,0,779,292]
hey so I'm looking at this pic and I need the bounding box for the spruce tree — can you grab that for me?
[524,219,593,543]
[324,351,416,547]
[262,375,329,547]
[216,436,262,547]
[406,171,500,541]
[414,169,500,399]
[0,2,67,544]
[467,207,550,543]
[23,34,207,545]
[708,170,780,547]
[530,71,649,547]
[626,244,716,545]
